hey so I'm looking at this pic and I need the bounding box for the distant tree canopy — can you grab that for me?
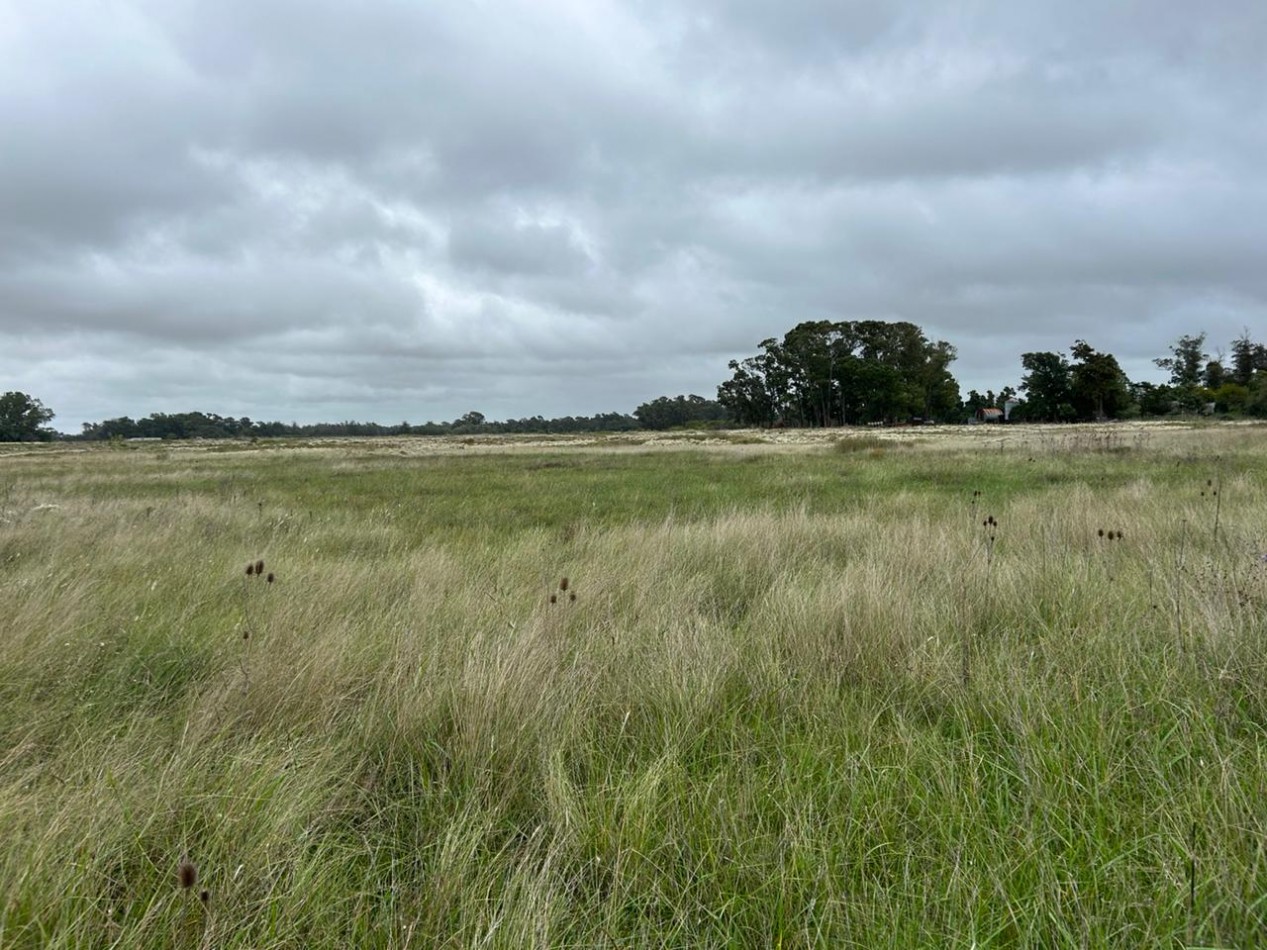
[633,394,727,430]
[76,409,641,440]
[0,392,56,442]
[717,320,960,427]
[81,412,257,441]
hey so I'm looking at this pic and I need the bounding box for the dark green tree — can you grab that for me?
[1210,383,1250,414]
[1230,331,1267,387]
[718,353,780,426]
[1155,332,1210,411]
[1248,374,1267,417]
[1131,381,1176,417]
[1019,351,1075,421]
[0,392,55,441]
[918,341,961,421]
[1155,332,1208,388]
[1070,341,1131,420]
[1202,359,1226,390]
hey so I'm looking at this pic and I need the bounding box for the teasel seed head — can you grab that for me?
[266,572,275,584]
[549,594,557,604]
[177,860,198,890]
[199,889,210,905]
[246,563,255,576]
[559,577,569,592]
[255,559,265,576]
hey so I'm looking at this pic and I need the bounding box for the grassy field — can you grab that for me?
[2,423,1266,948]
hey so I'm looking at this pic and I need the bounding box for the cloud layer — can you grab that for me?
[3,0,1265,428]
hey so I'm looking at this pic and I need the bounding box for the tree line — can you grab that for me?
[4,325,1267,441]
[1005,330,1267,422]
[73,410,643,442]
[715,323,1267,427]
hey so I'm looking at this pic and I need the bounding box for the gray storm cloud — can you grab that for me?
[1,0,1264,428]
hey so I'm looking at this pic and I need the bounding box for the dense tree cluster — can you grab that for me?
[81,412,263,441]
[1012,342,1130,422]
[984,330,1267,423]
[0,391,56,441]
[717,320,960,426]
[1147,331,1267,416]
[633,394,727,430]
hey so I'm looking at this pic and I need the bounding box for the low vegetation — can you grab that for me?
[2,423,1265,947]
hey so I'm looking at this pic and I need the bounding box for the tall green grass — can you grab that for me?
[1,427,1265,947]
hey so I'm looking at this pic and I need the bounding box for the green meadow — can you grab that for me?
[2,424,1265,947]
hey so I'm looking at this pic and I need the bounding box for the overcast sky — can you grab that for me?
[3,1,1264,430]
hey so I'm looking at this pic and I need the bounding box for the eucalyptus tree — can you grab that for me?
[718,320,960,426]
